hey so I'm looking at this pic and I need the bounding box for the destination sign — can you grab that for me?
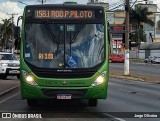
[35,10,95,19]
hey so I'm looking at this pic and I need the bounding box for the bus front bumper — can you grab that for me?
[21,83,108,99]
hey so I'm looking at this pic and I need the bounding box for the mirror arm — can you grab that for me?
[17,16,23,26]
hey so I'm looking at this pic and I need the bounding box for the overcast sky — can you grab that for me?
[0,0,160,23]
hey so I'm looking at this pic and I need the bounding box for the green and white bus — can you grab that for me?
[17,3,109,107]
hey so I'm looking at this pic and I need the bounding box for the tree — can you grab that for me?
[0,18,13,49]
[130,5,154,48]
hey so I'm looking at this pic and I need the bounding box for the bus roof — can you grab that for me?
[24,4,104,10]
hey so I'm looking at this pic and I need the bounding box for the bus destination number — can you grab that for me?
[38,53,54,60]
[35,10,94,19]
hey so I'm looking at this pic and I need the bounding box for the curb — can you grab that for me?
[109,74,145,82]
[0,84,20,97]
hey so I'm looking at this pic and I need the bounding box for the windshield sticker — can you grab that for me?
[66,56,78,67]
[58,63,63,67]
[60,26,64,31]
[25,53,30,58]
[67,25,75,31]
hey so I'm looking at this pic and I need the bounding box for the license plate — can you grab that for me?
[9,70,20,74]
[57,94,72,99]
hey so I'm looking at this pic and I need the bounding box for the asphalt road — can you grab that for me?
[109,62,160,76]
[0,78,160,121]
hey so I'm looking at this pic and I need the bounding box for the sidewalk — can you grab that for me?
[110,70,160,84]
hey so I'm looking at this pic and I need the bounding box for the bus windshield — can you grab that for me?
[24,23,105,69]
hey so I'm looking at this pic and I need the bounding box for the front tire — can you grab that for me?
[27,99,37,107]
[88,99,98,107]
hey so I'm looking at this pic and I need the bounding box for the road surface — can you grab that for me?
[0,77,160,121]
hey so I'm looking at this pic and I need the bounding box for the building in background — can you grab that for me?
[155,13,160,42]
[136,2,160,58]
[111,10,125,54]
[88,0,160,57]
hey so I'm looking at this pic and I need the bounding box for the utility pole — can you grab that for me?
[143,0,148,4]
[124,0,130,75]
[110,32,113,54]
[7,13,18,54]
[38,0,46,4]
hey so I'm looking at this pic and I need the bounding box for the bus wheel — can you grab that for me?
[27,99,37,107]
[88,99,98,107]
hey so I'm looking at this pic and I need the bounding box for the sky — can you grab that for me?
[0,0,160,24]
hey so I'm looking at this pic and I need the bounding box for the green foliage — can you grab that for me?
[0,18,15,48]
[1,18,12,35]
[130,6,155,27]
[130,5,154,47]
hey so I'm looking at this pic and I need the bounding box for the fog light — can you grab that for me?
[22,70,37,86]
[26,76,33,82]
[91,72,106,87]
[25,75,37,86]
[96,76,104,83]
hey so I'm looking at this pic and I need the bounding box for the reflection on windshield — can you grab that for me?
[25,23,104,69]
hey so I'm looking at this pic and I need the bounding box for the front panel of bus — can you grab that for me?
[20,5,109,99]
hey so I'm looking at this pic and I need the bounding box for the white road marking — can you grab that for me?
[115,118,126,121]
[0,92,20,104]
[104,113,126,121]
[0,85,19,96]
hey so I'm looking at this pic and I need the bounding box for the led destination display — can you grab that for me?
[35,10,95,19]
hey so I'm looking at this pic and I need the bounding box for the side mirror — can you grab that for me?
[14,16,23,39]
[14,26,20,39]
[107,21,110,45]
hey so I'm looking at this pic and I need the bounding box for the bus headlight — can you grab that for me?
[91,72,106,87]
[22,70,38,86]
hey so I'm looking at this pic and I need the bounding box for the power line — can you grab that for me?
[109,0,124,8]
[110,2,126,10]
[18,1,28,5]
[131,0,138,8]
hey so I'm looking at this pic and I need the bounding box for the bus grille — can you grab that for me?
[34,71,95,78]
[41,89,87,98]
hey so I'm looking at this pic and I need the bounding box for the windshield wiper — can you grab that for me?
[71,23,86,43]
[69,23,86,56]
[43,21,59,56]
